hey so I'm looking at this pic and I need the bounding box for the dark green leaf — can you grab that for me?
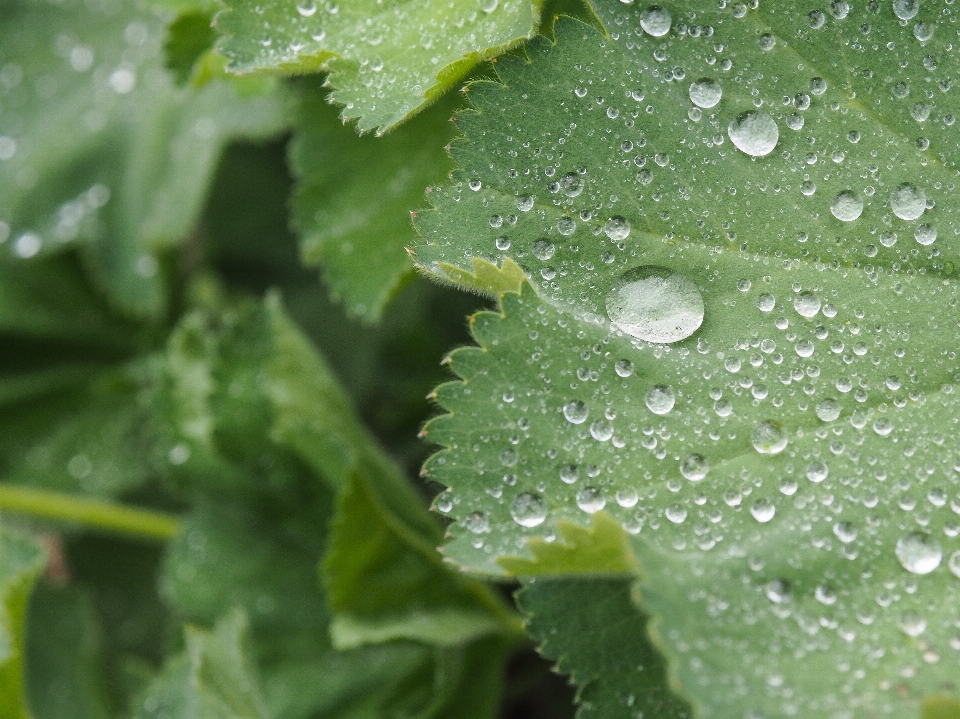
[164,11,217,85]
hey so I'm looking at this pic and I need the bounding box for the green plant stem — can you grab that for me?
[0,484,180,541]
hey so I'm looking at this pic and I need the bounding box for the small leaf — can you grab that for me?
[215,0,542,133]
[290,82,458,320]
[518,577,692,719]
[0,526,46,719]
[164,11,218,85]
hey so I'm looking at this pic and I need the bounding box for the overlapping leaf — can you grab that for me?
[0,0,287,318]
[215,0,542,133]
[415,2,960,716]
[290,83,458,320]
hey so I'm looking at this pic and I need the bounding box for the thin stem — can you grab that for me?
[0,484,180,541]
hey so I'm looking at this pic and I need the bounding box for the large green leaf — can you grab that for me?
[414,3,960,717]
[0,526,45,719]
[289,82,458,320]
[131,610,270,719]
[0,0,287,317]
[215,0,542,133]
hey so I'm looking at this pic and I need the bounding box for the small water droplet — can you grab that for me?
[614,359,634,377]
[563,400,588,424]
[896,532,942,574]
[890,182,926,220]
[639,5,672,36]
[665,504,687,523]
[727,111,779,157]
[603,216,631,241]
[915,223,937,245]
[511,492,547,527]
[806,461,829,482]
[833,521,858,543]
[894,0,919,20]
[750,498,776,523]
[752,420,788,455]
[606,266,704,344]
[948,550,960,578]
[899,612,927,637]
[765,579,792,603]
[576,486,606,513]
[465,512,490,533]
[680,453,709,481]
[689,78,722,108]
[532,239,555,260]
[560,464,579,484]
[757,293,776,312]
[794,291,821,318]
[816,398,841,422]
[645,385,675,415]
[830,190,864,221]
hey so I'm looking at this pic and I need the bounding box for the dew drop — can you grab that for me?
[765,578,792,603]
[793,291,821,318]
[915,224,937,245]
[689,78,722,108]
[603,216,631,241]
[563,400,589,424]
[606,266,704,344]
[589,420,614,442]
[639,5,672,36]
[665,504,687,523]
[560,464,580,484]
[896,532,942,574]
[616,487,639,508]
[727,111,779,157]
[614,359,635,377]
[576,486,606,513]
[893,0,919,20]
[757,293,776,312]
[816,398,841,422]
[890,182,926,220]
[752,420,788,455]
[465,512,490,533]
[815,584,837,605]
[949,550,960,578]
[833,521,858,544]
[806,461,829,482]
[511,492,547,527]
[645,385,676,415]
[899,612,927,637]
[560,172,584,197]
[532,239,556,260]
[830,190,864,221]
[750,498,776,523]
[680,453,709,481]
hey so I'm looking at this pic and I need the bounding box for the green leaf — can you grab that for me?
[0,526,45,719]
[325,473,511,649]
[215,0,542,133]
[289,82,459,320]
[25,585,112,719]
[414,3,960,716]
[164,11,218,85]
[518,577,691,719]
[0,0,287,317]
[131,610,270,719]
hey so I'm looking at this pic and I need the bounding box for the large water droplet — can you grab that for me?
[603,216,631,241]
[665,504,687,523]
[893,0,919,20]
[816,398,841,422]
[830,190,864,221]
[559,172,583,197]
[576,486,606,513]
[680,453,708,481]
[815,584,837,605]
[606,266,704,343]
[896,532,942,574]
[806,460,828,482]
[793,291,821,318]
[899,611,927,637]
[750,499,776,523]
[752,420,788,455]
[511,492,546,527]
[833,521,858,543]
[639,5,672,36]
[645,385,675,415]
[532,239,555,260]
[890,182,926,220]
[614,359,635,377]
[727,111,779,157]
[689,78,722,108]
[563,400,588,424]
[765,578,792,603]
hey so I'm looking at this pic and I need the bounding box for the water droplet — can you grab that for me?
[576,487,606,513]
[680,453,709,481]
[830,190,864,221]
[517,195,535,212]
[606,266,704,344]
[560,464,579,484]
[893,0,919,20]
[495,236,511,250]
[645,385,675,415]
[465,512,490,533]
[727,111,779,157]
[750,499,776,523]
[815,584,837,605]
[915,223,937,245]
[589,420,614,441]
[793,291,821,318]
[833,521,858,543]
[478,0,498,12]
[296,1,317,15]
[616,487,639,507]
[603,216,631,241]
[765,579,792,603]
[896,532,942,574]
[614,359,634,377]
[806,461,828,482]
[752,420,788,455]
[665,504,687,523]
[532,239,556,260]
[639,5,672,36]
[948,550,960,578]
[899,612,927,637]
[816,398,841,422]
[757,294,776,312]
[511,492,547,527]
[689,78,722,108]
[563,400,588,424]
[560,172,583,197]
[890,183,926,220]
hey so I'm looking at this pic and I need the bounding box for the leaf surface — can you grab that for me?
[415,3,960,717]
[215,0,542,133]
[0,0,287,317]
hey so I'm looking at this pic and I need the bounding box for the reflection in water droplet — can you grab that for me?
[890,182,926,220]
[465,512,489,533]
[794,291,821,318]
[728,111,779,157]
[559,172,583,197]
[511,492,546,527]
[563,400,588,424]
[894,0,919,20]
[560,464,579,484]
[833,521,858,543]
[752,420,788,455]
[830,190,864,221]
[603,216,631,241]
[816,398,841,422]
[689,78,722,108]
[750,499,776,523]
[806,461,828,482]
[614,359,634,377]
[765,578,792,603]
[606,266,704,343]
[915,223,937,245]
[576,487,606,513]
[815,584,836,605]
[665,504,687,523]
[896,532,942,574]
[616,487,639,507]
[532,239,555,260]
[645,385,675,415]
[899,612,927,637]
[639,5,672,36]
[680,453,708,481]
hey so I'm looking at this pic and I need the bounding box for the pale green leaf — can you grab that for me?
[0,0,287,317]
[215,0,542,133]
[0,526,45,719]
[289,82,458,320]
[414,3,960,717]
